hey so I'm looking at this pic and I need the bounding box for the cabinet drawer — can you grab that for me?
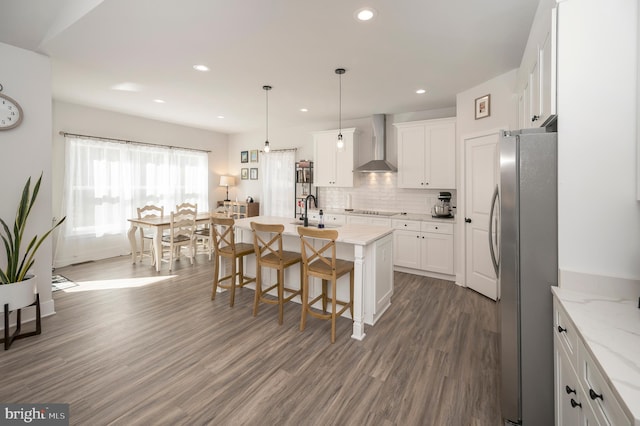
[392,219,420,231]
[325,214,346,224]
[421,222,453,234]
[554,300,578,367]
[578,342,631,426]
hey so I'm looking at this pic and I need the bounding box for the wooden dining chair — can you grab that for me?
[160,208,197,271]
[136,204,164,265]
[250,222,303,324]
[211,217,255,307]
[298,226,354,343]
[175,202,197,213]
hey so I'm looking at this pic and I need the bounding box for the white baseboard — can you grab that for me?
[559,269,640,300]
[394,266,456,282]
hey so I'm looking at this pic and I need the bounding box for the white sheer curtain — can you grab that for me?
[54,136,208,267]
[261,150,295,217]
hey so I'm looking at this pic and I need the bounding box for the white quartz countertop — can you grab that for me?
[234,216,393,246]
[391,213,456,223]
[313,210,457,223]
[552,287,640,424]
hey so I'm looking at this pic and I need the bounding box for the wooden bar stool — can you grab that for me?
[297,227,354,343]
[250,222,303,324]
[211,217,255,307]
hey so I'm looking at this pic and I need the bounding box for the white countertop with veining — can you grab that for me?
[552,287,640,424]
[317,209,457,223]
[234,216,393,246]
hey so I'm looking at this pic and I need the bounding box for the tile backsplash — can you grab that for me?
[318,173,457,215]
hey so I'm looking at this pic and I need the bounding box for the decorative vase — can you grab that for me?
[0,275,37,311]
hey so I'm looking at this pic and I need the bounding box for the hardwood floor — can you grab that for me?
[0,255,501,425]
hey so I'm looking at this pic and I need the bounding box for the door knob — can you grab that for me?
[465,218,472,223]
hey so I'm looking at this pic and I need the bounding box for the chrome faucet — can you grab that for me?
[302,194,317,227]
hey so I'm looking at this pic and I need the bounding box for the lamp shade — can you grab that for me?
[219,176,235,187]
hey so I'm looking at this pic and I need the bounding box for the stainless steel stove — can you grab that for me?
[349,209,398,217]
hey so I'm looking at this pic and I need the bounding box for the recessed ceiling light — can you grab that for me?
[300,108,308,112]
[416,89,426,94]
[111,82,143,92]
[217,115,224,119]
[153,99,165,103]
[193,64,209,72]
[355,7,376,21]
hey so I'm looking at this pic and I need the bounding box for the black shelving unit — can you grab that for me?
[294,160,317,218]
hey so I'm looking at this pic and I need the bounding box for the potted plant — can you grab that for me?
[0,173,65,312]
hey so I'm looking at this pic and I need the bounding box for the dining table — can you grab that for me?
[127,212,214,272]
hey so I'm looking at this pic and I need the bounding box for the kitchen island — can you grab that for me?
[233,216,394,340]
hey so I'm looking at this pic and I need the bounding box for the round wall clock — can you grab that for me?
[0,89,24,130]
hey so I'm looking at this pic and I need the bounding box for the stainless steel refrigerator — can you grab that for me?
[489,127,557,426]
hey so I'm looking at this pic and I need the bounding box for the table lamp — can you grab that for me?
[219,175,235,201]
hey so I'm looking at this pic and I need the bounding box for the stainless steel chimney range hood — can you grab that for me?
[355,114,397,172]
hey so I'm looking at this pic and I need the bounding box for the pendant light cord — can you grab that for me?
[266,89,268,141]
[339,72,342,134]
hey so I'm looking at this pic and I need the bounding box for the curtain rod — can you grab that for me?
[59,131,212,153]
[260,148,297,153]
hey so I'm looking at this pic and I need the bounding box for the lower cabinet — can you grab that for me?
[553,297,633,426]
[392,219,454,275]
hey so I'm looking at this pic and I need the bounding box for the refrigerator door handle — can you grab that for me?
[489,184,500,277]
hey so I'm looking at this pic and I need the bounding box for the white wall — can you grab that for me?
[52,100,229,266]
[455,69,519,286]
[0,42,55,316]
[557,0,640,289]
[227,108,457,215]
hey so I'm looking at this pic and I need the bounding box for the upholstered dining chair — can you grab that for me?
[160,208,197,271]
[136,204,164,265]
[210,217,255,307]
[297,226,354,343]
[250,222,303,324]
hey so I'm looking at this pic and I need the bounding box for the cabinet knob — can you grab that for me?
[532,115,540,122]
[565,385,576,395]
[570,399,582,409]
[557,325,567,333]
[435,226,438,229]
[416,235,420,238]
[404,224,407,227]
[422,236,425,239]
[464,218,472,223]
[589,389,603,401]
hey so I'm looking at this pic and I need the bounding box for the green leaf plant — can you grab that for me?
[0,173,66,284]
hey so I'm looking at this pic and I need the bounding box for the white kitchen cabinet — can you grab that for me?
[517,4,557,128]
[394,118,456,189]
[304,211,346,227]
[553,297,633,426]
[346,215,391,227]
[313,128,355,187]
[367,234,394,323]
[392,219,454,275]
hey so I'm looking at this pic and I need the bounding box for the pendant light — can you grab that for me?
[263,85,272,152]
[335,68,346,151]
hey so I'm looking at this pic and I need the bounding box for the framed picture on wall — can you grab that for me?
[475,94,490,119]
[250,150,259,162]
[241,151,249,163]
[241,168,249,180]
[250,168,258,180]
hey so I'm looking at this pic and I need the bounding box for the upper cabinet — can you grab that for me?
[313,128,355,187]
[394,117,456,189]
[518,1,557,128]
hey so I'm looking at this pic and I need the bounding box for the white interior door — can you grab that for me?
[464,132,499,300]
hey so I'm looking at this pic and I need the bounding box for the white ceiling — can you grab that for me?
[0,0,539,134]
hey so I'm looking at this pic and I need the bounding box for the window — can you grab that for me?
[54,135,208,266]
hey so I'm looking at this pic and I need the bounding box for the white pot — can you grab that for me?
[0,275,37,311]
